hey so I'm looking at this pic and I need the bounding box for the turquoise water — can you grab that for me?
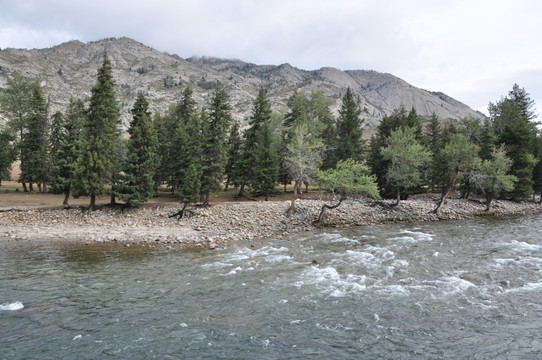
[2,215,542,359]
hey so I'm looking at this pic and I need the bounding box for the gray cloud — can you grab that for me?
[1,0,541,115]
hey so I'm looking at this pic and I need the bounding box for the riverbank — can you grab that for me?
[1,194,541,249]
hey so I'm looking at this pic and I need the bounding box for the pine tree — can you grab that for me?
[73,51,120,210]
[0,73,34,191]
[252,119,279,200]
[114,93,158,206]
[200,81,232,204]
[0,128,16,185]
[224,121,242,191]
[333,87,364,165]
[236,87,272,197]
[19,81,48,192]
[48,99,85,206]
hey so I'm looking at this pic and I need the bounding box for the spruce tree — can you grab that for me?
[19,81,48,192]
[334,88,364,165]
[224,121,242,191]
[252,119,279,200]
[48,99,85,206]
[236,87,272,197]
[0,73,34,191]
[114,93,158,206]
[73,51,120,210]
[200,81,232,204]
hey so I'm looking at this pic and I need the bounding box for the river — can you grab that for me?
[2,214,542,359]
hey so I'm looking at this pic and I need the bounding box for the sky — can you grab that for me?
[1,0,541,116]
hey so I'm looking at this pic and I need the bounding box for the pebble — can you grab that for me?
[1,196,541,248]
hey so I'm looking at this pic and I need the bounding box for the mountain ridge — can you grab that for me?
[0,36,484,128]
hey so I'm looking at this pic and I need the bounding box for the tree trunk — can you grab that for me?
[317,198,344,223]
[42,182,47,194]
[110,192,116,205]
[29,183,34,192]
[287,185,298,216]
[434,170,459,215]
[37,183,42,193]
[393,189,401,207]
[22,182,28,192]
[237,183,246,198]
[224,175,230,191]
[485,193,493,212]
[90,194,96,211]
[63,190,70,207]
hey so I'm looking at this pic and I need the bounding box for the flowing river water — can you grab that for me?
[2,214,542,359]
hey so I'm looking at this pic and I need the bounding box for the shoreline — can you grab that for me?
[1,196,541,249]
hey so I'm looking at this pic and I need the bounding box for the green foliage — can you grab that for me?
[284,123,325,187]
[489,85,538,198]
[318,158,380,200]
[333,87,364,165]
[381,126,431,203]
[178,162,201,204]
[73,51,121,209]
[48,99,85,203]
[0,128,16,182]
[200,81,232,202]
[114,93,158,206]
[197,79,216,90]
[19,81,48,188]
[475,146,517,210]
[368,106,424,196]
[251,119,279,200]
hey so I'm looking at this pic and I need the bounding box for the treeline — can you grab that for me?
[0,51,540,214]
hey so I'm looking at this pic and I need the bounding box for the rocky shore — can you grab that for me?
[1,196,541,249]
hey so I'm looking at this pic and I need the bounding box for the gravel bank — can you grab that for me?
[1,196,541,249]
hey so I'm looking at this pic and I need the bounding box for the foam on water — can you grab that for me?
[504,240,542,252]
[0,301,24,311]
[294,266,368,297]
[505,282,542,293]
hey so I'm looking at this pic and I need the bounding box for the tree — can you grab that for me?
[236,87,272,197]
[19,81,48,192]
[317,158,379,223]
[333,87,364,164]
[0,73,34,191]
[251,119,279,200]
[73,51,120,210]
[199,81,232,204]
[489,85,538,199]
[433,134,481,215]
[48,99,85,206]
[224,121,242,191]
[284,123,325,214]
[474,146,517,211]
[114,93,158,206]
[381,127,431,207]
[0,128,16,185]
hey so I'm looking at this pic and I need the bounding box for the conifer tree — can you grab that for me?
[224,121,242,191]
[333,87,364,164]
[73,51,120,210]
[48,99,85,206]
[0,128,16,185]
[252,119,279,200]
[0,73,34,191]
[19,81,48,192]
[200,81,232,204]
[236,87,272,197]
[114,93,158,206]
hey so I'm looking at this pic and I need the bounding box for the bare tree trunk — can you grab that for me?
[63,191,70,207]
[317,198,344,223]
[37,183,42,193]
[29,183,34,192]
[22,182,28,192]
[393,189,401,207]
[485,193,493,212]
[90,194,96,211]
[287,182,299,216]
[434,171,459,215]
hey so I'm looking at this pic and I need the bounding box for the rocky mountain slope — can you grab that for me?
[0,37,483,128]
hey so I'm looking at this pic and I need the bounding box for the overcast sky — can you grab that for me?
[1,0,541,116]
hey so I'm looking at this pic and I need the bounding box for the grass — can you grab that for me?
[0,181,320,209]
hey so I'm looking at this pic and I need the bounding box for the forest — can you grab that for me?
[0,51,540,216]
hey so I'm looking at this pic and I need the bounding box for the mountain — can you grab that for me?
[0,37,483,128]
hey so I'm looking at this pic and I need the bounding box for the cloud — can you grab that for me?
[0,0,541,114]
